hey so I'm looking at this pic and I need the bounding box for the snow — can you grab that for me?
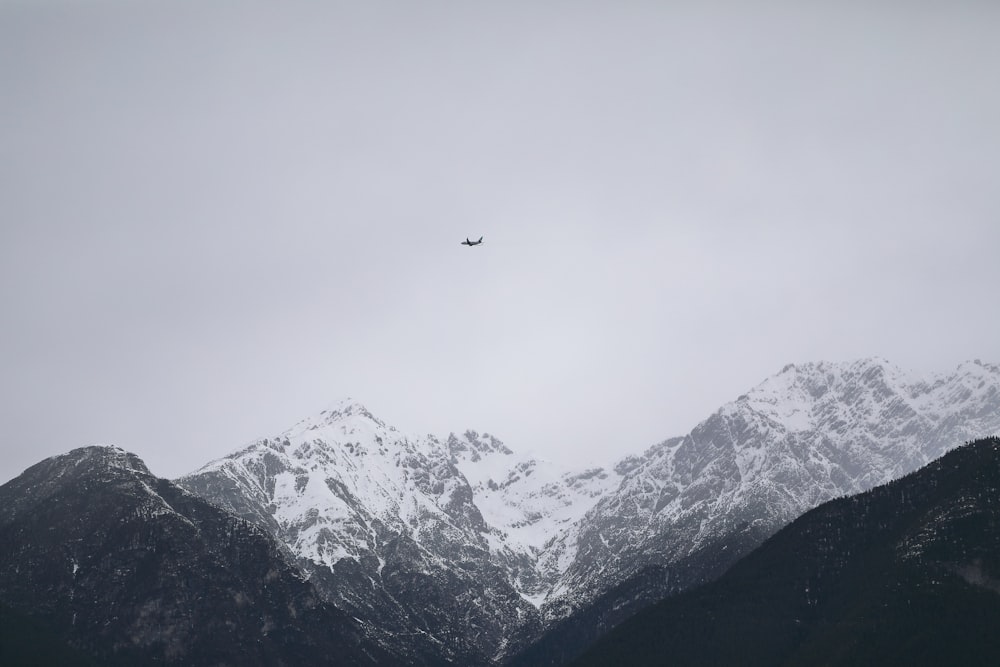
[448,432,622,557]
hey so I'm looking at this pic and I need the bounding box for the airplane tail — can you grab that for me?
[477,236,483,243]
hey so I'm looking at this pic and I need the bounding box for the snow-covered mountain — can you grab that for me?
[545,358,1000,617]
[177,399,618,664]
[178,359,1000,664]
[512,358,1000,665]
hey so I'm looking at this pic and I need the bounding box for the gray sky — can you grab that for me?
[2,0,999,484]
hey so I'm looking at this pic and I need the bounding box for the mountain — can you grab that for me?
[0,445,402,666]
[570,437,1000,667]
[176,359,1000,665]
[5,359,996,665]
[177,399,619,665]
[510,358,1000,665]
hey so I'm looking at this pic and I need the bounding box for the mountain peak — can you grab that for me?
[323,396,369,414]
[0,445,168,529]
[281,397,390,438]
[319,397,381,423]
[52,444,152,477]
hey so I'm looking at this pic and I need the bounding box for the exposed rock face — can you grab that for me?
[0,445,401,666]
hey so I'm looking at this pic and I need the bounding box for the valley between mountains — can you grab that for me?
[3,358,999,665]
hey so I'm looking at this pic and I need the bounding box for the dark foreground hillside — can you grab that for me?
[0,446,403,666]
[0,603,104,666]
[572,437,1000,667]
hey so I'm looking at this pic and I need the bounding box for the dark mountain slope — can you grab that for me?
[506,530,763,667]
[0,603,103,667]
[0,446,404,666]
[571,437,1000,667]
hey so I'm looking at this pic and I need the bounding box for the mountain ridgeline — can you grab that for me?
[571,437,1000,667]
[2,358,998,665]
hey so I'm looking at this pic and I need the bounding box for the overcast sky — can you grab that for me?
[2,0,998,484]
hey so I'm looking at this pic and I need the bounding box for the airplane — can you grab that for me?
[461,236,484,246]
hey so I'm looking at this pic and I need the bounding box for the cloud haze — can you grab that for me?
[2,0,999,483]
